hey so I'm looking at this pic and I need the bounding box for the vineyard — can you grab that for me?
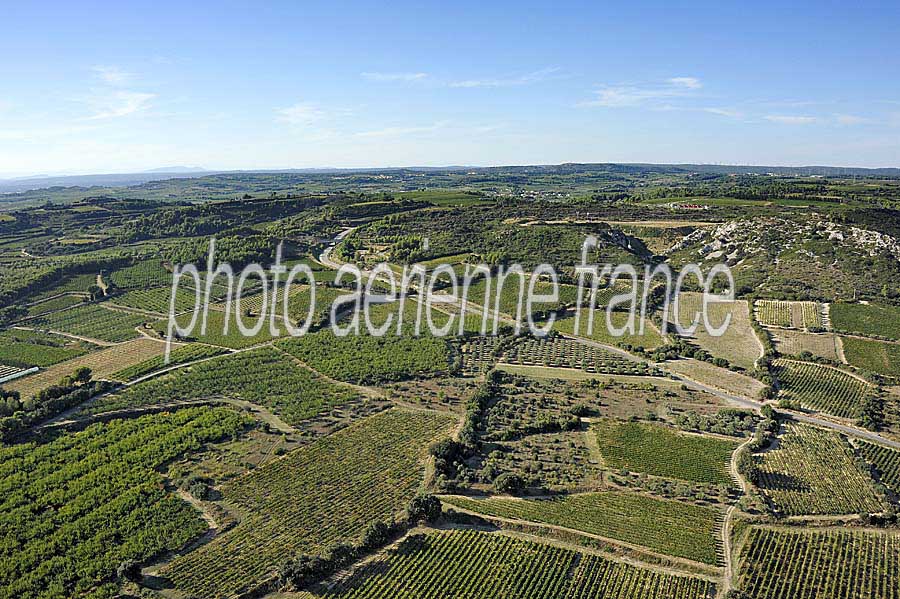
[153,309,278,349]
[4,338,166,397]
[108,260,171,289]
[770,329,843,362]
[830,302,900,341]
[29,273,97,302]
[842,336,900,379]
[755,300,822,329]
[461,277,580,319]
[108,286,200,314]
[442,491,722,564]
[0,329,92,368]
[753,423,885,516]
[553,310,664,350]
[26,303,146,343]
[736,526,900,599]
[501,336,659,376]
[671,293,762,370]
[292,529,716,599]
[774,359,875,419]
[87,346,359,426]
[111,343,227,381]
[594,418,737,485]
[162,409,454,599]
[0,407,251,599]
[277,330,452,384]
[23,294,84,318]
[857,440,900,492]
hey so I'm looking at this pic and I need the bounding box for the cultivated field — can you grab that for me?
[736,526,900,599]
[770,329,844,361]
[755,300,822,329]
[594,418,737,485]
[552,310,665,350]
[501,336,659,376]
[26,303,146,343]
[108,286,200,314]
[109,259,172,289]
[88,346,359,426]
[842,336,900,379]
[442,491,722,564]
[831,302,900,341]
[857,440,900,492]
[0,407,250,599]
[111,342,226,381]
[754,423,885,516]
[277,331,452,384]
[162,409,454,599]
[664,358,767,399]
[3,337,167,397]
[291,529,716,599]
[0,328,93,368]
[774,359,875,419]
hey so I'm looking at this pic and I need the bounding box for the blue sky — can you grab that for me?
[1,0,899,175]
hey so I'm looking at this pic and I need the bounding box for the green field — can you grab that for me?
[294,529,715,599]
[0,329,93,368]
[110,343,228,381]
[109,260,172,289]
[831,302,900,341]
[858,441,900,493]
[841,336,900,378]
[87,346,359,425]
[153,308,278,349]
[277,330,451,384]
[754,423,885,516]
[737,527,900,599]
[442,491,721,564]
[774,359,875,418]
[163,409,453,599]
[553,310,664,349]
[0,407,250,599]
[109,286,200,314]
[23,295,84,318]
[594,418,737,485]
[26,303,146,343]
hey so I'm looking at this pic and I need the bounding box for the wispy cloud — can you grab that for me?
[276,102,328,127]
[580,77,703,108]
[91,65,134,86]
[86,90,156,119]
[764,114,818,125]
[448,67,562,88]
[834,114,869,126]
[668,77,703,90]
[703,107,744,118]
[361,72,429,82]
[355,121,446,138]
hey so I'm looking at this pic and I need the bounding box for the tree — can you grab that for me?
[406,494,442,524]
[116,560,141,582]
[493,472,525,495]
[73,367,93,386]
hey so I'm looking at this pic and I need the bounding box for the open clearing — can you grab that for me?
[671,292,762,370]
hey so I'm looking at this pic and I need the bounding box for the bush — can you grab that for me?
[493,472,525,495]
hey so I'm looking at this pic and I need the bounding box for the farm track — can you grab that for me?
[11,325,116,347]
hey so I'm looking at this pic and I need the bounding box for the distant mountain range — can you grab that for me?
[1,163,898,194]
